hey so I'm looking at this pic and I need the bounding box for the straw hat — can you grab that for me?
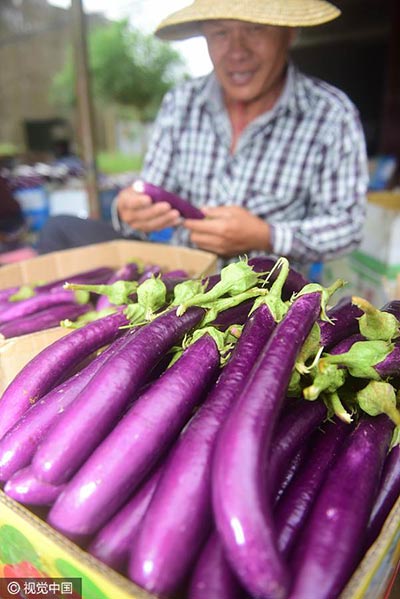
[155,0,341,41]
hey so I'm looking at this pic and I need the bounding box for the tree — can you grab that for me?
[51,19,188,120]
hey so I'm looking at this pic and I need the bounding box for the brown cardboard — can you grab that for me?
[0,240,217,393]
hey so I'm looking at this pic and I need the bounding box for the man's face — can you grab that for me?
[202,20,295,107]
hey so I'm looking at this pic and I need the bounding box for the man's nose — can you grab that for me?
[228,31,251,59]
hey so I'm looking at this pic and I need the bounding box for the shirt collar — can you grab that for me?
[199,62,310,119]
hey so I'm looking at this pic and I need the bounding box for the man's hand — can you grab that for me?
[116,186,181,233]
[184,206,272,257]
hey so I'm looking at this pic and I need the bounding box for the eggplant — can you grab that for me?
[212,291,323,599]
[0,288,88,325]
[133,180,204,220]
[129,304,276,597]
[0,303,90,338]
[32,306,206,486]
[47,334,219,538]
[275,419,350,558]
[0,334,129,482]
[4,466,64,506]
[289,415,394,599]
[0,310,129,439]
[188,531,246,599]
[89,466,163,572]
[268,399,327,496]
[365,443,400,548]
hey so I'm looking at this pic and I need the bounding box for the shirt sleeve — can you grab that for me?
[269,107,369,265]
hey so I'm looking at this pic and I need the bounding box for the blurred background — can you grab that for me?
[0,0,399,304]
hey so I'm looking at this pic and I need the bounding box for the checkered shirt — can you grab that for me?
[115,63,368,269]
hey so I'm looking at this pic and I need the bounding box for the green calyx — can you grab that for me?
[9,285,36,301]
[352,296,400,342]
[65,280,138,306]
[356,381,400,426]
[173,259,261,315]
[325,391,353,423]
[303,363,346,400]
[73,290,91,305]
[60,307,116,329]
[294,279,346,322]
[295,323,322,374]
[320,340,394,380]
[250,257,290,323]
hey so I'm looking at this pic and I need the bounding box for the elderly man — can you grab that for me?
[38,0,368,272]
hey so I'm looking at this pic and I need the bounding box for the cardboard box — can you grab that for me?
[0,492,398,598]
[0,240,217,393]
[323,192,400,307]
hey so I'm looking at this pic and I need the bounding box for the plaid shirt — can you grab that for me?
[117,63,368,269]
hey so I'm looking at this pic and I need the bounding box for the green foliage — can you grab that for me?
[50,19,188,119]
[96,151,143,174]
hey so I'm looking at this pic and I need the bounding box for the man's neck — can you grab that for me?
[226,70,288,152]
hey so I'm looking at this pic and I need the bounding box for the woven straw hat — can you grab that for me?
[155,0,341,41]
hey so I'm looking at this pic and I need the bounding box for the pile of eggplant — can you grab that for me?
[0,260,181,338]
[0,256,399,599]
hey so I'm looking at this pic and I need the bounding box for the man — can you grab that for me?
[38,0,368,272]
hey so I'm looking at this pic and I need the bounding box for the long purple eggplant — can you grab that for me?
[0,334,129,482]
[89,466,163,571]
[47,334,219,538]
[365,443,400,548]
[289,415,394,599]
[4,466,65,506]
[268,399,327,496]
[32,306,206,486]
[134,180,205,220]
[212,291,323,599]
[0,303,90,338]
[0,267,114,304]
[0,310,128,440]
[129,304,276,597]
[0,289,88,325]
[274,445,309,506]
[188,531,246,599]
[34,266,115,293]
[275,419,350,558]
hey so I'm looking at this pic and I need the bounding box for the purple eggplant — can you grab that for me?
[129,304,276,597]
[4,466,65,506]
[188,532,246,599]
[275,419,350,558]
[96,262,141,311]
[32,306,206,486]
[212,291,323,599]
[274,445,309,506]
[137,265,162,284]
[89,466,163,571]
[34,266,115,293]
[0,310,128,440]
[0,303,90,338]
[47,334,219,538]
[268,399,328,496]
[0,267,114,304]
[0,288,88,325]
[289,415,394,599]
[0,334,129,482]
[381,300,400,319]
[133,180,204,220]
[248,256,309,300]
[365,444,400,548]
[319,296,363,350]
